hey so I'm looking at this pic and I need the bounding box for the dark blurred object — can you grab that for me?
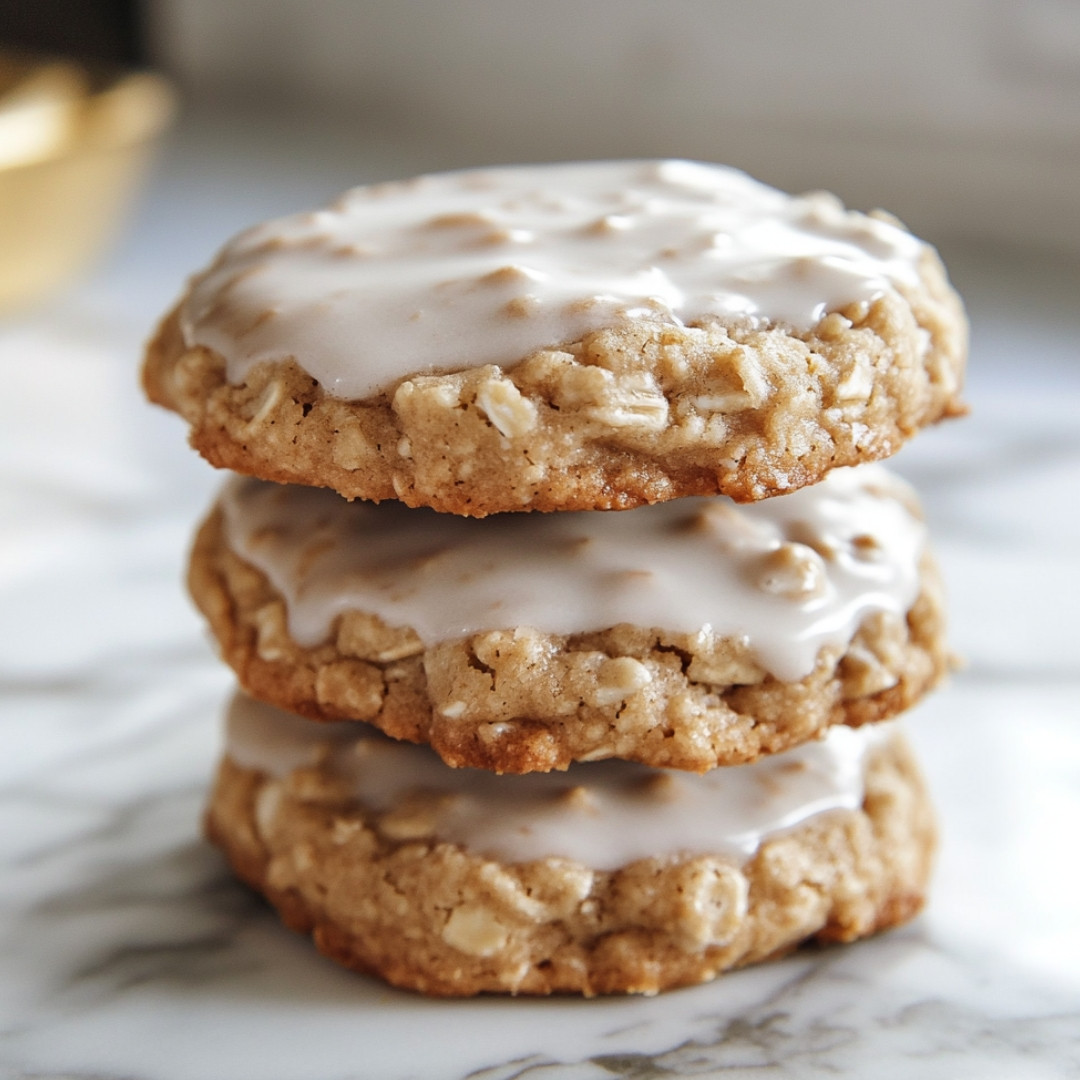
[0,0,144,66]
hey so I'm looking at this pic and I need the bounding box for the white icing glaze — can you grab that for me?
[219,464,924,683]
[226,693,892,870]
[180,160,926,400]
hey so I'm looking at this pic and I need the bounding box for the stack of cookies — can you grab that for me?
[143,161,966,996]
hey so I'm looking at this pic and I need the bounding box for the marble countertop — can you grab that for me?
[2,113,1078,1079]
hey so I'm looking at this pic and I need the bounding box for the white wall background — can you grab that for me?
[150,0,1080,251]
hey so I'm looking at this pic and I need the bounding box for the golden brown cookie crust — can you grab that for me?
[205,730,936,997]
[188,506,949,773]
[145,248,965,515]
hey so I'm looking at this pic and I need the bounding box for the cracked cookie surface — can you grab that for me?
[147,293,965,515]
[143,161,966,514]
[188,494,948,773]
[206,700,936,996]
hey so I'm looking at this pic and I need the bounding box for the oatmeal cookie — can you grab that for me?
[144,161,966,514]
[206,695,936,996]
[188,468,948,773]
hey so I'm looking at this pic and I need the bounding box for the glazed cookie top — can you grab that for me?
[226,692,893,869]
[219,463,924,683]
[182,160,928,400]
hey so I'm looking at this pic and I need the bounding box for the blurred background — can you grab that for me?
[2,7,1079,1075]
[3,0,1080,276]
[155,0,1080,251]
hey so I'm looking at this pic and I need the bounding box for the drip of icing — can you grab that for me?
[180,160,926,400]
[226,693,892,870]
[219,464,924,683]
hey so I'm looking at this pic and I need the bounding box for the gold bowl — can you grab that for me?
[0,54,176,312]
